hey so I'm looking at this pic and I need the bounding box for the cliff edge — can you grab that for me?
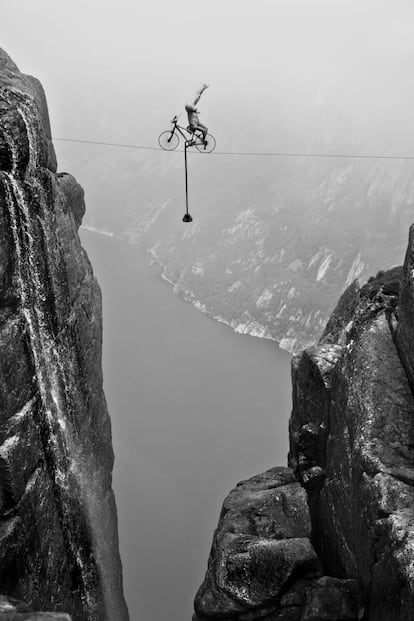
[0,49,129,619]
[193,233,414,619]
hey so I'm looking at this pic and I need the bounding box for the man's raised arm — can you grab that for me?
[192,83,209,106]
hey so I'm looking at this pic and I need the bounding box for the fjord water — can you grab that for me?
[80,228,292,621]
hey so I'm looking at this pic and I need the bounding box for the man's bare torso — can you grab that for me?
[185,103,199,126]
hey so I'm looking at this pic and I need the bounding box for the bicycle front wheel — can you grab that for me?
[158,130,179,151]
[195,133,216,153]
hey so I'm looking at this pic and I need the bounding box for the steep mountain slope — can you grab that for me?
[0,49,128,620]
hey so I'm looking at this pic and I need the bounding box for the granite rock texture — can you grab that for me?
[0,49,128,620]
[289,264,414,621]
[0,595,72,620]
[193,468,362,621]
[393,223,414,394]
[195,250,414,620]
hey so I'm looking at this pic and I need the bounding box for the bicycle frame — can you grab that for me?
[169,119,203,146]
[159,116,215,153]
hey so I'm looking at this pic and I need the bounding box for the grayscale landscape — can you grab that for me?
[2,1,414,620]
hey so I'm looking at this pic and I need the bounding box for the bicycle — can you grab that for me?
[158,115,216,153]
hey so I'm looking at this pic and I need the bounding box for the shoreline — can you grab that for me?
[80,223,293,354]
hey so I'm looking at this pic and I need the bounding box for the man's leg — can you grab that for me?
[196,122,208,142]
[186,124,197,145]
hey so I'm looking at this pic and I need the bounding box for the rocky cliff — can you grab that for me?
[0,49,128,620]
[193,232,414,619]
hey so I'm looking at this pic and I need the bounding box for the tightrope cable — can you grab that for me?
[54,137,414,161]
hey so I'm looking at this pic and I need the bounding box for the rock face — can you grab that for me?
[0,50,128,619]
[194,243,414,619]
[289,263,414,621]
[193,468,362,621]
[0,595,72,620]
[393,224,414,393]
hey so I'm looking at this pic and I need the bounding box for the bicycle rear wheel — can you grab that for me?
[195,133,216,153]
[158,130,179,150]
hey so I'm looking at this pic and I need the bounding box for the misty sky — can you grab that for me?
[4,0,414,154]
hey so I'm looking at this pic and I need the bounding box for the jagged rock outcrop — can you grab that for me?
[289,262,414,621]
[393,224,414,394]
[0,49,128,619]
[194,239,414,620]
[193,468,362,620]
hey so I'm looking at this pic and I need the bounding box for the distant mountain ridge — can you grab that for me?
[58,140,414,353]
[54,45,414,353]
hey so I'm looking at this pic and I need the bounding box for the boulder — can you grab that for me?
[194,467,321,619]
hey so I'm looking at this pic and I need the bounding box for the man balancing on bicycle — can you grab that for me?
[185,84,209,144]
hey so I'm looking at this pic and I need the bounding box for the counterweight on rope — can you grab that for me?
[182,141,193,223]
